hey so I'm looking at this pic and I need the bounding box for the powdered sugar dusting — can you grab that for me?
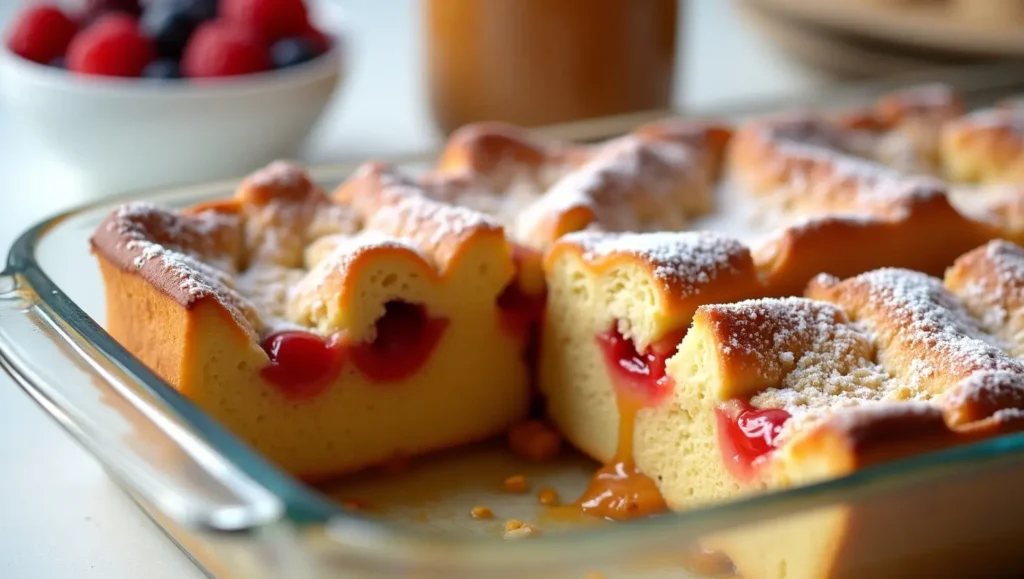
[303,230,427,286]
[945,240,1024,356]
[842,269,1020,390]
[420,173,542,229]
[698,297,892,443]
[515,137,703,244]
[105,202,262,337]
[775,140,944,213]
[247,160,307,189]
[956,108,1024,134]
[367,190,500,254]
[711,263,1024,448]
[98,162,506,341]
[751,114,945,219]
[942,370,1024,417]
[564,230,748,296]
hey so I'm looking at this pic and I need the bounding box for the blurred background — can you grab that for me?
[2,0,1024,201]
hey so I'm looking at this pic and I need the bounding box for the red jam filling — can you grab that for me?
[260,331,345,399]
[497,245,546,337]
[496,281,546,336]
[594,324,682,403]
[715,399,791,481]
[350,301,449,383]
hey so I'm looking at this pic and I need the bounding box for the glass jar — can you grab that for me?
[425,0,680,134]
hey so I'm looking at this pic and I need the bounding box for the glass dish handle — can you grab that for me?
[0,272,284,532]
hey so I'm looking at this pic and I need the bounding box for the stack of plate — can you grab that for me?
[739,0,1024,78]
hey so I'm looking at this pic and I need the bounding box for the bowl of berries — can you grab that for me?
[0,0,347,195]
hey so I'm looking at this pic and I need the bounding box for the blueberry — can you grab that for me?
[270,37,320,69]
[49,56,67,69]
[141,1,202,58]
[142,58,182,79]
[181,0,218,22]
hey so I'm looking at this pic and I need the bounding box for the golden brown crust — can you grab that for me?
[89,202,260,337]
[785,397,1024,482]
[427,119,730,250]
[789,264,1024,463]
[804,268,1023,401]
[633,117,733,181]
[696,298,874,403]
[235,160,327,206]
[730,112,948,218]
[94,160,517,344]
[515,135,712,249]
[729,114,850,199]
[544,230,763,321]
[670,247,1024,494]
[755,197,991,296]
[435,121,589,176]
[838,83,964,132]
[941,108,1024,184]
[95,253,192,387]
[333,162,509,275]
[944,240,1024,349]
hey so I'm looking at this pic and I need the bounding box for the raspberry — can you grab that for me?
[182,20,271,78]
[5,5,78,64]
[67,15,154,77]
[82,0,143,23]
[220,0,310,43]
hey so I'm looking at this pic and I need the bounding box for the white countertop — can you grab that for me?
[0,1,828,577]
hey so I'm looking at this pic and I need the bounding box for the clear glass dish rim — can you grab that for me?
[9,61,1024,561]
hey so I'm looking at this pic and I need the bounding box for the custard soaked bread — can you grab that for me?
[542,234,1024,578]
[91,161,535,480]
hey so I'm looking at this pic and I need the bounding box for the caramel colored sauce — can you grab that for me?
[573,391,667,520]
[425,0,679,133]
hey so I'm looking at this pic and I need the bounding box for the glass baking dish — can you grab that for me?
[7,62,1024,579]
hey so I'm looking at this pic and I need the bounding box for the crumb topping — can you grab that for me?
[470,506,494,520]
[503,519,541,539]
[508,420,562,462]
[502,474,529,494]
[706,264,1024,447]
[537,488,560,506]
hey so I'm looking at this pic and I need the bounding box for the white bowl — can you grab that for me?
[0,13,347,196]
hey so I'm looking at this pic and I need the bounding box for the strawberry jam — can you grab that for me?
[595,324,682,403]
[351,301,448,382]
[715,399,791,481]
[260,331,345,399]
[496,281,546,337]
[497,244,546,337]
